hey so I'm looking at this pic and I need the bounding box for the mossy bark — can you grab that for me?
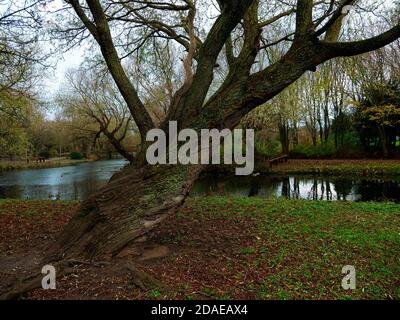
[45,162,204,262]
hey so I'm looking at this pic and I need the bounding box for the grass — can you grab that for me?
[0,197,399,300]
[266,159,400,177]
[207,159,400,177]
[172,197,400,300]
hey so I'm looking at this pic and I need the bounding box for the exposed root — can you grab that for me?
[66,259,111,267]
[0,262,73,300]
[125,264,165,291]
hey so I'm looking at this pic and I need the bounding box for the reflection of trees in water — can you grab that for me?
[281,177,290,199]
[193,175,400,203]
[280,177,300,199]
[306,178,346,201]
[248,179,261,197]
[326,181,333,200]
[293,178,300,199]
[333,179,354,201]
[306,178,323,200]
[355,179,400,202]
[310,179,318,200]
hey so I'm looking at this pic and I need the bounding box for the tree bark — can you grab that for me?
[102,129,134,163]
[44,162,204,262]
[378,126,389,158]
[278,121,290,154]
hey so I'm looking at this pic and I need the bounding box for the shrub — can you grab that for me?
[334,132,364,158]
[70,151,84,160]
[290,142,336,159]
[255,139,281,158]
[38,150,51,159]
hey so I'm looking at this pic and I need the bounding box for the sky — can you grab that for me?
[43,48,85,97]
[41,0,85,100]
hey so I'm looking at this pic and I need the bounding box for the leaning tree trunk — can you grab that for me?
[1,159,206,299]
[46,162,204,263]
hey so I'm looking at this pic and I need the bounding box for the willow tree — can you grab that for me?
[3,0,400,297]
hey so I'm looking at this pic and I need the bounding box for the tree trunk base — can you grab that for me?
[1,163,204,300]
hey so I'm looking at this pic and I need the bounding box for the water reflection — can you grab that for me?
[191,175,400,202]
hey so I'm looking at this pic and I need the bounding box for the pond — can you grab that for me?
[0,159,129,200]
[0,160,399,202]
[191,174,400,202]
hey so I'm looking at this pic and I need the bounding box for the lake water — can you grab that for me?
[0,159,129,200]
[191,174,400,202]
[0,160,399,202]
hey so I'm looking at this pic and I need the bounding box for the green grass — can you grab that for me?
[183,197,400,299]
[279,164,400,177]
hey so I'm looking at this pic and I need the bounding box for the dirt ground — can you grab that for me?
[0,200,261,299]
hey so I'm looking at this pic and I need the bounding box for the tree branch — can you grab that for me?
[294,0,314,41]
[168,0,255,124]
[321,24,400,57]
[70,0,155,140]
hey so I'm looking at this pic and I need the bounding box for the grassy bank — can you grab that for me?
[0,159,92,172]
[270,159,400,177]
[0,197,398,300]
[208,159,400,177]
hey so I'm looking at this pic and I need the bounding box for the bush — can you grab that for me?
[334,132,364,158]
[70,151,84,160]
[38,150,51,159]
[290,142,336,159]
[255,139,281,158]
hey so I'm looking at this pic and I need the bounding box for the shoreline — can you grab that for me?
[0,158,95,172]
[205,159,400,177]
[1,158,399,176]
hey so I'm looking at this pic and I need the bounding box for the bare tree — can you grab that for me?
[59,69,136,162]
[0,0,44,91]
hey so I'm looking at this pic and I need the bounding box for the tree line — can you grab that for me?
[242,40,400,159]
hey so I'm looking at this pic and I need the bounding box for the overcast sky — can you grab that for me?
[41,0,85,101]
[43,48,84,97]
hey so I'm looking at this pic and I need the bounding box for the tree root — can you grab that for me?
[0,261,74,300]
[125,264,165,291]
[0,259,166,300]
[66,259,111,267]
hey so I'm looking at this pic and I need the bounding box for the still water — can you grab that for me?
[0,160,399,202]
[0,159,129,200]
[191,174,400,202]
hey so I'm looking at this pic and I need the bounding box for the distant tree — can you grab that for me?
[58,69,137,162]
[0,116,30,160]
[355,81,400,157]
